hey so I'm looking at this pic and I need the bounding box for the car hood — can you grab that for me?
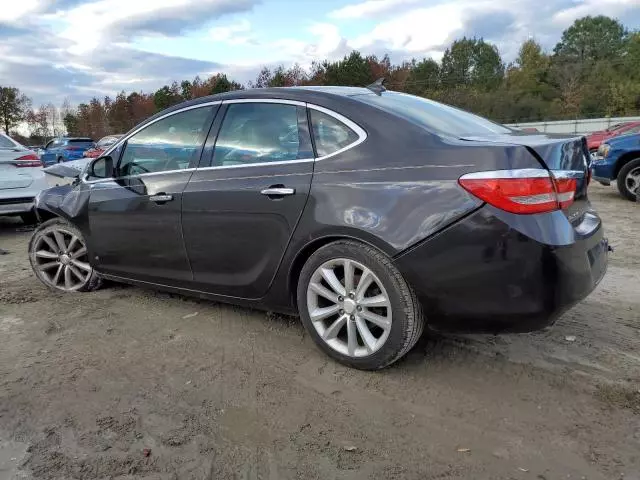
[604,132,640,148]
[42,158,92,179]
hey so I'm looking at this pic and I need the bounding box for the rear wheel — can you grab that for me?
[28,218,102,292]
[297,240,424,370]
[617,158,640,201]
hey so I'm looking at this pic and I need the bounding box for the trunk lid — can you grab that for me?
[461,133,591,224]
[0,150,35,190]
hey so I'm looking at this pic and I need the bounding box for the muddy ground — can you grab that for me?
[0,183,638,480]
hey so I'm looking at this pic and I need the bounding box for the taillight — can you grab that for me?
[458,169,577,214]
[13,154,43,168]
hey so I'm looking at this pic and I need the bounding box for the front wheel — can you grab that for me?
[297,240,424,370]
[617,158,640,201]
[28,218,102,292]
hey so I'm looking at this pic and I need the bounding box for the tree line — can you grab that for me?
[2,15,640,144]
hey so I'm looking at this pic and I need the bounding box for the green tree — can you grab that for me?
[0,86,30,134]
[210,74,233,94]
[405,58,440,95]
[323,51,375,86]
[553,15,627,62]
[153,83,182,111]
[440,38,504,90]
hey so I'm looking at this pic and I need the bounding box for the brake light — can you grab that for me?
[13,154,43,168]
[459,169,577,214]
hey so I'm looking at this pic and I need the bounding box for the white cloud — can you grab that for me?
[552,0,640,27]
[209,19,255,45]
[0,0,43,22]
[329,0,421,19]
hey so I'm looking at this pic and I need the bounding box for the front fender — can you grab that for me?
[34,184,90,224]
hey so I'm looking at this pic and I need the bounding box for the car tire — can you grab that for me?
[297,240,425,370]
[20,211,38,225]
[28,218,102,292]
[617,158,640,201]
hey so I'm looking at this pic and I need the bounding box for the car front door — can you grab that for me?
[85,103,218,286]
[182,100,314,298]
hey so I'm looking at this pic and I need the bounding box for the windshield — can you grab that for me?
[355,91,512,137]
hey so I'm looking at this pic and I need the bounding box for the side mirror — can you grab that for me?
[88,156,114,179]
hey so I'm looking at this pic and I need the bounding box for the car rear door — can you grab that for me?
[40,140,59,166]
[181,99,314,299]
[85,103,218,286]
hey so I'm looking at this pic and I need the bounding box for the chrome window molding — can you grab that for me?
[81,98,368,184]
[222,98,306,107]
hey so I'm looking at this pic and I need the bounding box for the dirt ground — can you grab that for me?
[0,183,639,480]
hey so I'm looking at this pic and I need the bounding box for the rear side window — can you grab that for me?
[309,110,359,157]
[357,91,512,137]
[67,139,94,147]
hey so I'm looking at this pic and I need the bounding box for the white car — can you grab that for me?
[0,131,48,224]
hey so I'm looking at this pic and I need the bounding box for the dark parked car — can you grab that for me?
[28,87,608,370]
[592,133,640,201]
[40,137,95,165]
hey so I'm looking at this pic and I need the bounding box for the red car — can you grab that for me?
[586,121,640,154]
[83,135,123,158]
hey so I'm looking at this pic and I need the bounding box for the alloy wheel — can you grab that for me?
[306,258,392,358]
[33,228,92,291]
[625,166,640,197]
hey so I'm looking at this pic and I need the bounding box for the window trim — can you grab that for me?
[82,98,368,182]
[307,104,367,161]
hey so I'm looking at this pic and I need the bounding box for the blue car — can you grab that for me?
[591,132,640,201]
[40,137,95,166]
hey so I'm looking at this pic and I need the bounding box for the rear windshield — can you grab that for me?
[356,91,512,137]
[0,134,17,149]
[67,139,94,147]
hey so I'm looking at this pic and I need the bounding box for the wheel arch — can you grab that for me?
[614,151,640,178]
[287,233,395,309]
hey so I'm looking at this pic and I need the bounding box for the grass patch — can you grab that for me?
[596,383,640,415]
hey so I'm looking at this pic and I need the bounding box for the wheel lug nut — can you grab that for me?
[357,306,362,311]
[339,309,344,315]
[338,296,343,302]
[349,292,355,299]
[350,315,355,321]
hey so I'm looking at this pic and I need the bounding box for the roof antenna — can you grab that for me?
[366,78,386,95]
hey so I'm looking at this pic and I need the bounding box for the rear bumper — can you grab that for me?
[394,207,608,333]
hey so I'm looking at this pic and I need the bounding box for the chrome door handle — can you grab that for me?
[260,187,295,196]
[149,194,174,203]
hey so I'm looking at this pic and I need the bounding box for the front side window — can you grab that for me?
[212,103,301,167]
[309,109,360,157]
[118,107,212,176]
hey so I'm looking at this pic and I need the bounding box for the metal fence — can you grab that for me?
[506,116,640,135]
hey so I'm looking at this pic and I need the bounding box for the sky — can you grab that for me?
[1,0,640,106]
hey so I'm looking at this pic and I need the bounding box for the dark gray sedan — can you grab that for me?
[28,86,608,369]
